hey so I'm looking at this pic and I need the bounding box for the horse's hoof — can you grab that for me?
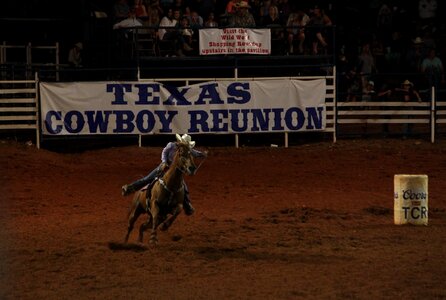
[149,235,158,244]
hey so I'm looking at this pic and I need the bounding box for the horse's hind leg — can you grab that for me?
[138,215,152,243]
[125,195,143,243]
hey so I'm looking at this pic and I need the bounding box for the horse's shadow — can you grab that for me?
[108,241,149,252]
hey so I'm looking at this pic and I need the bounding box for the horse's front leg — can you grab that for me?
[159,204,183,231]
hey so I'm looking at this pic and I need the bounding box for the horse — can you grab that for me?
[124,141,197,245]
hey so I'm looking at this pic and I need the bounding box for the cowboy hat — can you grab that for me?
[402,79,413,86]
[176,133,196,148]
[412,37,424,44]
[236,1,251,8]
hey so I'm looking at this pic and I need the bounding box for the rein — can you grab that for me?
[195,156,207,173]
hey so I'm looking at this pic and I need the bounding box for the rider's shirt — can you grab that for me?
[161,142,205,165]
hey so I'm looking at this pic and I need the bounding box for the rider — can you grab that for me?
[121,134,207,216]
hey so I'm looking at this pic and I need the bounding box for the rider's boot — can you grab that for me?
[121,184,136,196]
[122,167,162,197]
[183,192,195,216]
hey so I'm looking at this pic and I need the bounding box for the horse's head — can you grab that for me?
[175,142,197,175]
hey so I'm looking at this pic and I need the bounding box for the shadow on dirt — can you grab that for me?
[193,246,350,263]
[363,206,392,216]
[108,241,148,252]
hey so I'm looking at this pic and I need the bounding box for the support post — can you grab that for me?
[35,72,41,149]
[431,86,435,143]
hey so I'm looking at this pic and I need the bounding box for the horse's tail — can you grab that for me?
[127,192,143,219]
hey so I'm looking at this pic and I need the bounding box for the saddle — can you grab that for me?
[143,177,184,212]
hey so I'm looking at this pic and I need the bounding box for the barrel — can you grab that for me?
[394,174,428,225]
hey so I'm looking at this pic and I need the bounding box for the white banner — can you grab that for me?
[199,28,271,55]
[40,79,326,135]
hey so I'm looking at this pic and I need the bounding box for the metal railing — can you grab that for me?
[0,73,40,148]
[0,42,60,81]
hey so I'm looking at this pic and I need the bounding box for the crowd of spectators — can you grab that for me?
[338,0,445,95]
[110,0,336,56]
[2,0,445,94]
[104,0,446,94]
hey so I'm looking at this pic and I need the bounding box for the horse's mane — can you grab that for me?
[175,142,190,155]
[169,142,190,171]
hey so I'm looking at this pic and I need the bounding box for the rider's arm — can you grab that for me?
[191,148,207,158]
[161,142,176,164]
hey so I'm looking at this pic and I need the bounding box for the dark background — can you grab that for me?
[1,1,445,77]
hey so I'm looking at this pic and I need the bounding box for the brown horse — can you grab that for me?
[124,141,197,245]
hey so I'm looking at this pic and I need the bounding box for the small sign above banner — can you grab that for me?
[199,28,271,55]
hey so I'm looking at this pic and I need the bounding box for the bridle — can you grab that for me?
[174,146,195,175]
[176,145,207,174]
[174,155,188,174]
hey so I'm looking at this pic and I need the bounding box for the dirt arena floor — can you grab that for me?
[1,137,446,299]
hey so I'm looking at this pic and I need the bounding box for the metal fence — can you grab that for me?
[0,73,40,148]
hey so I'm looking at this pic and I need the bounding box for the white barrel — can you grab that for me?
[394,175,428,225]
